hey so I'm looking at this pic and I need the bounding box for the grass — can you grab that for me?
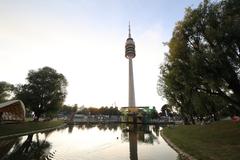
[163,121,240,160]
[0,120,64,138]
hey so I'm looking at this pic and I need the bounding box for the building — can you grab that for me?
[123,23,139,123]
[0,100,26,122]
[121,106,156,124]
[125,23,136,108]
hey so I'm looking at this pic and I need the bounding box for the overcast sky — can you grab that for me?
[0,0,202,111]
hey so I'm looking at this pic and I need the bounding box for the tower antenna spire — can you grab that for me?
[128,21,131,38]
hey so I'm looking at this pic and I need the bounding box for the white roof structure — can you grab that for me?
[0,100,26,121]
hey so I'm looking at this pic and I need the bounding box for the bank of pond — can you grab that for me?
[0,123,180,160]
[0,120,238,160]
[163,120,240,160]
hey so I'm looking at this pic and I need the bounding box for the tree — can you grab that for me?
[15,67,67,121]
[150,106,159,119]
[0,81,13,103]
[76,106,121,116]
[160,104,172,116]
[158,0,240,124]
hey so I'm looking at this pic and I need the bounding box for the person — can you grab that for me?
[231,114,240,123]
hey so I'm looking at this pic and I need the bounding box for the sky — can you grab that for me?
[0,0,202,111]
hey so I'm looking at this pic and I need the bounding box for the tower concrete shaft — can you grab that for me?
[128,58,135,107]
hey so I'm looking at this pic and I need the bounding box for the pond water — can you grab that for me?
[0,124,179,160]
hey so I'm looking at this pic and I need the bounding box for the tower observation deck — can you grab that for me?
[125,24,136,59]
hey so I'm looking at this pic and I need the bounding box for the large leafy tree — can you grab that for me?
[15,67,68,120]
[0,81,13,103]
[158,0,240,123]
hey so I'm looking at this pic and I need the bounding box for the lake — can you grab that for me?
[0,124,179,160]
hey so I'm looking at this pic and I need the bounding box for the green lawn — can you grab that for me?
[0,120,64,138]
[163,121,240,160]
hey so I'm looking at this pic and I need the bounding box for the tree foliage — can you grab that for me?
[59,104,77,115]
[150,106,159,119]
[15,67,68,120]
[158,0,240,124]
[0,81,13,103]
[77,106,121,116]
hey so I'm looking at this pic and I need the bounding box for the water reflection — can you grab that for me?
[121,124,160,160]
[0,134,53,160]
[121,125,159,143]
[0,138,20,159]
[129,125,138,160]
[0,124,178,160]
[67,125,74,133]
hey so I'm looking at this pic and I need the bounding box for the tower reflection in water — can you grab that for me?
[129,125,138,160]
[123,124,159,160]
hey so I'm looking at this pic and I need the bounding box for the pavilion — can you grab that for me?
[0,100,26,122]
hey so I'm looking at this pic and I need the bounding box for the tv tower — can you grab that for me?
[125,23,136,107]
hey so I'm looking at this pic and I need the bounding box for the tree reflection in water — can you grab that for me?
[121,124,160,160]
[68,125,74,133]
[72,123,119,132]
[1,133,53,160]
[0,138,20,159]
[121,124,159,144]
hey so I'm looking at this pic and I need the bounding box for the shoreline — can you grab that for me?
[160,121,240,160]
[160,130,197,160]
[0,123,66,140]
